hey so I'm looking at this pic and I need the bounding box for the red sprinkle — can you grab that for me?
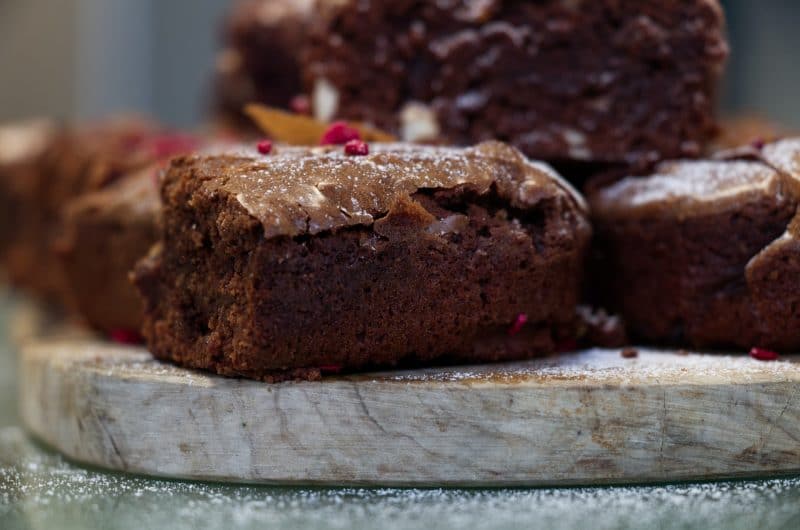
[257,139,273,155]
[319,365,343,374]
[148,134,200,159]
[344,139,369,156]
[320,121,361,145]
[750,347,779,361]
[290,94,311,115]
[507,313,528,336]
[751,137,766,150]
[110,329,143,345]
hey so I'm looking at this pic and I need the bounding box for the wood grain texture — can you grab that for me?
[19,339,800,486]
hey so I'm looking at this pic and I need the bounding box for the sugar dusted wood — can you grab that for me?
[19,339,800,486]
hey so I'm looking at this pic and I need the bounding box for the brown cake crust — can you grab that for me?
[304,0,728,169]
[589,138,800,351]
[55,166,161,334]
[134,142,590,379]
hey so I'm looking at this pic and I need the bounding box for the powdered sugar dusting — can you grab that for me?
[594,160,782,218]
[762,137,800,179]
[363,348,800,385]
[193,142,573,238]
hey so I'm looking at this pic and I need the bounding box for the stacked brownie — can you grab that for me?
[0,117,166,299]
[590,138,800,351]
[55,167,162,334]
[0,115,201,312]
[213,0,314,129]
[0,119,58,270]
[133,141,591,380]
[304,0,728,169]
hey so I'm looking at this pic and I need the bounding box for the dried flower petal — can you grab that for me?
[507,313,528,336]
[147,134,199,159]
[257,139,273,154]
[344,139,369,156]
[110,329,143,345]
[244,103,396,145]
[750,347,779,361]
[322,121,361,145]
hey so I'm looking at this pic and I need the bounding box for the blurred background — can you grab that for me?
[0,0,799,129]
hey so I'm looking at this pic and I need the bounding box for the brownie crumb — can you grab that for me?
[575,305,628,348]
[620,347,639,359]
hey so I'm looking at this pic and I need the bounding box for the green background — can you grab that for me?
[1,290,799,530]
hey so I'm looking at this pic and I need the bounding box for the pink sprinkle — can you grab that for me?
[148,134,199,159]
[750,347,779,361]
[507,313,528,336]
[257,139,273,154]
[110,329,143,345]
[344,139,369,156]
[319,364,343,374]
[320,121,361,145]
[290,94,311,115]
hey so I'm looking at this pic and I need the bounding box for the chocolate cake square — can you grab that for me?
[589,138,800,350]
[0,116,197,302]
[56,166,161,334]
[0,119,58,272]
[213,0,314,128]
[304,0,728,169]
[134,141,590,380]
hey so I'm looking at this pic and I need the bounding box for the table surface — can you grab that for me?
[2,291,800,530]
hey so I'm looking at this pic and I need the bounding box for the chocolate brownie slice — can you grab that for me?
[0,119,58,267]
[56,166,161,334]
[0,117,165,299]
[304,0,728,169]
[213,0,314,129]
[134,141,590,380]
[589,138,800,350]
[3,117,197,301]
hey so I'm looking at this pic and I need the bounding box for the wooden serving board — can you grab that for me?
[19,338,800,486]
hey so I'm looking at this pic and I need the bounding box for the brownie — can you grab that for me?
[0,117,169,299]
[0,119,58,267]
[589,138,800,351]
[9,117,200,303]
[134,141,590,380]
[213,0,314,128]
[304,0,728,169]
[55,166,161,334]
